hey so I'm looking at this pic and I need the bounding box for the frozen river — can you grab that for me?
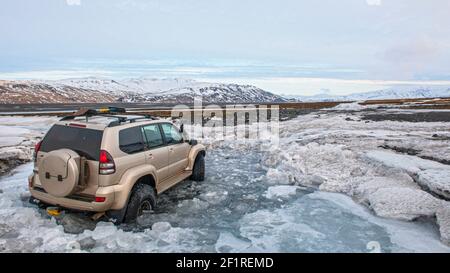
[1,105,450,252]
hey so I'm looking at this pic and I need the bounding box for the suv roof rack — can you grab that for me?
[60,107,158,127]
[107,115,158,127]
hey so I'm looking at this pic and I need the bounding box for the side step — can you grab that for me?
[157,171,192,194]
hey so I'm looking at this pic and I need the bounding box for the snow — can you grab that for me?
[365,150,450,174]
[0,116,57,140]
[0,127,29,147]
[252,108,450,245]
[367,187,441,221]
[0,116,56,147]
[330,102,366,111]
[33,77,285,103]
[294,85,450,102]
[0,116,58,174]
[1,107,450,252]
[437,205,450,245]
[417,170,450,200]
[53,77,201,95]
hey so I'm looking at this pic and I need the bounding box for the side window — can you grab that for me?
[119,127,145,154]
[142,124,164,149]
[161,123,183,144]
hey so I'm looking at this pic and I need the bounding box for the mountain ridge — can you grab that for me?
[1,77,449,104]
[0,77,286,104]
[290,86,450,102]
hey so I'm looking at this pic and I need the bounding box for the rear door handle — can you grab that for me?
[147,153,154,159]
[169,147,174,152]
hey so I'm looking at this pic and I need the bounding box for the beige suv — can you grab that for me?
[28,108,205,223]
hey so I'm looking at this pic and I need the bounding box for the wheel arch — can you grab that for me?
[110,165,158,211]
[187,144,206,170]
[134,174,156,191]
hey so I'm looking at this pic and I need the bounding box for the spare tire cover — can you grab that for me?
[38,149,80,197]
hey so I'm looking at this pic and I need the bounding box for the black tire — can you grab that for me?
[190,153,205,181]
[123,183,156,223]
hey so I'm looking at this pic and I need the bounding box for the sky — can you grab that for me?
[1,0,450,96]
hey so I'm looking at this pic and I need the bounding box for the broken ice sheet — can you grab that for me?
[1,111,450,253]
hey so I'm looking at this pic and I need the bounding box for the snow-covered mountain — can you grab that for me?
[0,78,286,104]
[0,80,117,104]
[2,77,449,104]
[293,86,450,102]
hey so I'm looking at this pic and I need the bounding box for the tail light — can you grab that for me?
[99,150,115,175]
[34,141,42,162]
[94,196,106,203]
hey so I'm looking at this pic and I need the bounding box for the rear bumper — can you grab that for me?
[29,186,116,212]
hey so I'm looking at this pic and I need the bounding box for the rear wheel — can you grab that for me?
[124,183,156,223]
[190,153,205,181]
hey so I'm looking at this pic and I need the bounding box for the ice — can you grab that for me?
[417,169,450,199]
[151,222,172,233]
[0,116,58,174]
[264,186,300,199]
[215,232,252,253]
[436,205,450,245]
[0,147,30,161]
[77,236,96,251]
[309,191,450,253]
[238,190,447,252]
[1,109,450,252]
[351,176,420,207]
[368,187,441,221]
[0,127,29,147]
[265,168,293,185]
[239,206,327,252]
[365,150,450,174]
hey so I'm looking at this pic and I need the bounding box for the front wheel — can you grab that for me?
[190,153,205,181]
[123,183,156,223]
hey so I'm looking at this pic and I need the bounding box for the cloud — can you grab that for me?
[378,37,442,79]
[200,76,450,96]
[66,0,81,6]
[366,0,382,6]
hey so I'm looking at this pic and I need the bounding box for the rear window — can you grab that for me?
[40,125,103,160]
[119,127,145,154]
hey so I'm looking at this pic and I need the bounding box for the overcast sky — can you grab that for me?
[1,0,450,95]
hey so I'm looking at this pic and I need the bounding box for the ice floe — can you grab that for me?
[1,108,450,252]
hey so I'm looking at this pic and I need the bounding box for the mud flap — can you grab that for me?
[106,205,128,224]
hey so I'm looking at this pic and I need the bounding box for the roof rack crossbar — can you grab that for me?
[59,107,158,126]
[107,115,157,127]
[60,113,127,122]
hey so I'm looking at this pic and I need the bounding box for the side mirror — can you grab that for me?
[179,123,184,133]
[189,139,198,146]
